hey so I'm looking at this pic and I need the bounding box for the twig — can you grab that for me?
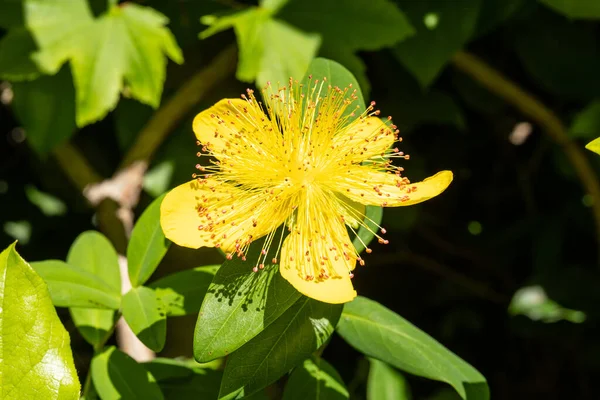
[451,51,600,255]
[120,44,237,168]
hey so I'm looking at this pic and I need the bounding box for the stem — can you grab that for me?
[451,51,600,254]
[120,44,237,168]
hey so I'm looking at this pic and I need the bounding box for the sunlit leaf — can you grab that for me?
[586,137,600,155]
[337,297,489,400]
[122,286,167,352]
[0,242,80,399]
[218,297,342,399]
[25,185,67,216]
[367,358,411,400]
[128,194,171,286]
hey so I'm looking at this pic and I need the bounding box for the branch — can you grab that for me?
[120,44,237,169]
[451,51,600,252]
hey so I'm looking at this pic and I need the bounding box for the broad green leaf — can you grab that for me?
[12,66,77,154]
[91,346,164,400]
[149,265,219,316]
[201,8,319,87]
[279,0,414,51]
[282,357,349,400]
[368,358,411,400]
[337,297,489,400]
[393,0,482,87]
[194,246,301,362]
[122,286,167,352]
[26,0,183,126]
[218,298,343,399]
[0,27,40,81]
[67,231,120,348]
[24,185,67,216]
[514,10,600,100]
[586,137,600,156]
[571,100,600,139]
[256,18,321,88]
[538,0,600,19]
[31,260,121,309]
[353,206,383,255]
[302,57,365,114]
[144,358,222,399]
[0,243,80,399]
[128,194,171,286]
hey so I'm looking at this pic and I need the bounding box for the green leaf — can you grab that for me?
[353,206,383,255]
[194,246,301,362]
[201,8,320,87]
[256,18,321,88]
[586,137,600,156]
[393,0,482,87]
[149,265,219,316]
[261,0,289,12]
[218,298,343,399]
[0,27,41,81]
[282,357,349,400]
[302,57,365,113]
[31,260,121,309]
[508,285,586,323]
[337,297,489,400]
[538,0,600,19]
[279,0,414,51]
[26,0,183,126]
[570,100,600,139]
[12,66,77,154]
[67,231,121,348]
[122,286,167,352]
[514,10,600,100]
[24,185,67,216]
[128,194,171,286]
[368,358,411,400]
[91,346,164,400]
[144,358,222,399]
[0,242,80,399]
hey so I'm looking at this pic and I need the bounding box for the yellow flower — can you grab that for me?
[160,77,453,304]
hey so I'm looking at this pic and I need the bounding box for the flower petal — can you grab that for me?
[333,169,453,207]
[192,98,262,158]
[332,116,396,162]
[160,178,292,251]
[279,191,357,304]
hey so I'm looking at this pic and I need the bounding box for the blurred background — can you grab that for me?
[1,0,600,399]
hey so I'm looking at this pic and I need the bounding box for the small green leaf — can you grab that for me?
[149,265,219,316]
[571,100,600,139]
[586,137,600,156]
[67,231,121,348]
[218,298,343,399]
[353,206,383,254]
[337,297,489,400]
[0,242,80,399]
[200,8,319,87]
[393,0,482,87]
[508,285,586,323]
[282,357,349,400]
[0,27,41,81]
[194,246,301,362]
[368,358,411,400]
[122,286,167,352]
[538,0,600,19]
[144,358,222,399]
[31,260,121,309]
[128,194,171,286]
[26,0,183,126]
[24,185,67,216]
[91,346,164,400]
[12,66,77,154]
